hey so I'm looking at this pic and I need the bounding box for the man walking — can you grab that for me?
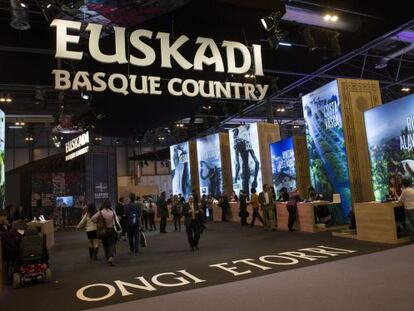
[158,192,168,233]
[259,184,276,231]
[125,193,140,254]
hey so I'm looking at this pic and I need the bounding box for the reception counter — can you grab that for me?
[297,201,346,233]
[354,201,410,244]
[276,202,299,231]
[212,202,263,226]
[28,220,55,249]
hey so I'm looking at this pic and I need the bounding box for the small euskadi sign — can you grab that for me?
[65,131,89,161]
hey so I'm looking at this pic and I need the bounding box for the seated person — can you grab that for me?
[304,186,323,202]
[277,187,290,202]
[387,174,402,201]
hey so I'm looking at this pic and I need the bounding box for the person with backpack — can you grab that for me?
[124,193,141,254]
[91,199,120,266]
[77,203,99,261]
[172,195,182,232]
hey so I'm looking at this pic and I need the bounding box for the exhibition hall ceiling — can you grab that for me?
[0,0,412,140]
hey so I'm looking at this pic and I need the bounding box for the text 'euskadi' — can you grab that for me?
[50,19,269,100]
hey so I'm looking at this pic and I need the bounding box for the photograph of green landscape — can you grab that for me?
[302,81,351,220]
[365,93,414,201]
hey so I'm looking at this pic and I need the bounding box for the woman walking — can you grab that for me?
[77,203,99,261]
[183,196,206,251]
[147,199,157,231]
[91,199,120,266]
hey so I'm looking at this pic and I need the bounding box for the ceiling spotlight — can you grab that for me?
[401,87,411,92]
[20,2,27,8]
[0,98,5,103]
[331,15,338,22]
[324,14,338,22]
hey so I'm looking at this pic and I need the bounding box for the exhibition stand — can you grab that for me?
[354,202,410,244]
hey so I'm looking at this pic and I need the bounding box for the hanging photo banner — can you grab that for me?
[365,93,414,201]
[50,19,269,100]
[170,142,192,200]
[0,109,5,209]
[302,81,352,218]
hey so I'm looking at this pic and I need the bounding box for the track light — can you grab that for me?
[0,94,12,103]
[81,91,90,100]
[401,87,411,92]
[324,14,339,23]
[303,28,317,52]
[260,10,285,32]
[20,1,27,8]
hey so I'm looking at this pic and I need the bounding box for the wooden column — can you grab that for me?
[337,79,382,204]
[219,133,233,196]
[188,141,199,193]
[293,135,311,198]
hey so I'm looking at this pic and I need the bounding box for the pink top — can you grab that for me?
[91,208,116,228]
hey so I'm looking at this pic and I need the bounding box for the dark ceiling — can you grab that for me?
[0,0,413,142]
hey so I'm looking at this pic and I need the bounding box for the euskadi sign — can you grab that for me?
[50,19,269,100]
[65,131,89,161]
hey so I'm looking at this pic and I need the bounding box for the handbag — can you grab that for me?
[140,230,147,247]
[96,211,108,239]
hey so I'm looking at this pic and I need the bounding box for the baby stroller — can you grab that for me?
[10,227,51,288]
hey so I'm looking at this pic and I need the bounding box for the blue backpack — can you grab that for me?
[127,204,140,227]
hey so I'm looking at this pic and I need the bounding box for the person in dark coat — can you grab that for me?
[183,196,206,251]
[124,193,141,254]
[286,188,301,231]
[277,187,290,202]
[219,192,230,222]
[115,197,127,240]
[158,192,169,233]
[239,190,249,226]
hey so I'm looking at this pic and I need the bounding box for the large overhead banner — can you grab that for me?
[365,93,414,201]
[302,80,351,218]
[170,142,192,199]
[0,109,4,208]
[50,19,269,100]
[197,134,223,198]
[270,137,296,197]
[229,123,262,194]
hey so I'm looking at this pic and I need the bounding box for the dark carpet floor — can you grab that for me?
[0,222,401,311]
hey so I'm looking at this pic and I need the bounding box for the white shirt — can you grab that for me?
[399,187,414,210]
[264,192,269,205]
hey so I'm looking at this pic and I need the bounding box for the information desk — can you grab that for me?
[28,220,55,249]
[276,202,300,231]
[212,202,263,226]
[297,201,345,233]
[354,201,410,244]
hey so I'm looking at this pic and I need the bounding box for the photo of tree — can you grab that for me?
[302,80,352,219]
[365,93,414,201]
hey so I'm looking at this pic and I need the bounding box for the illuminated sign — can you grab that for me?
[65,131,90,161]
[50,19,269,100]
